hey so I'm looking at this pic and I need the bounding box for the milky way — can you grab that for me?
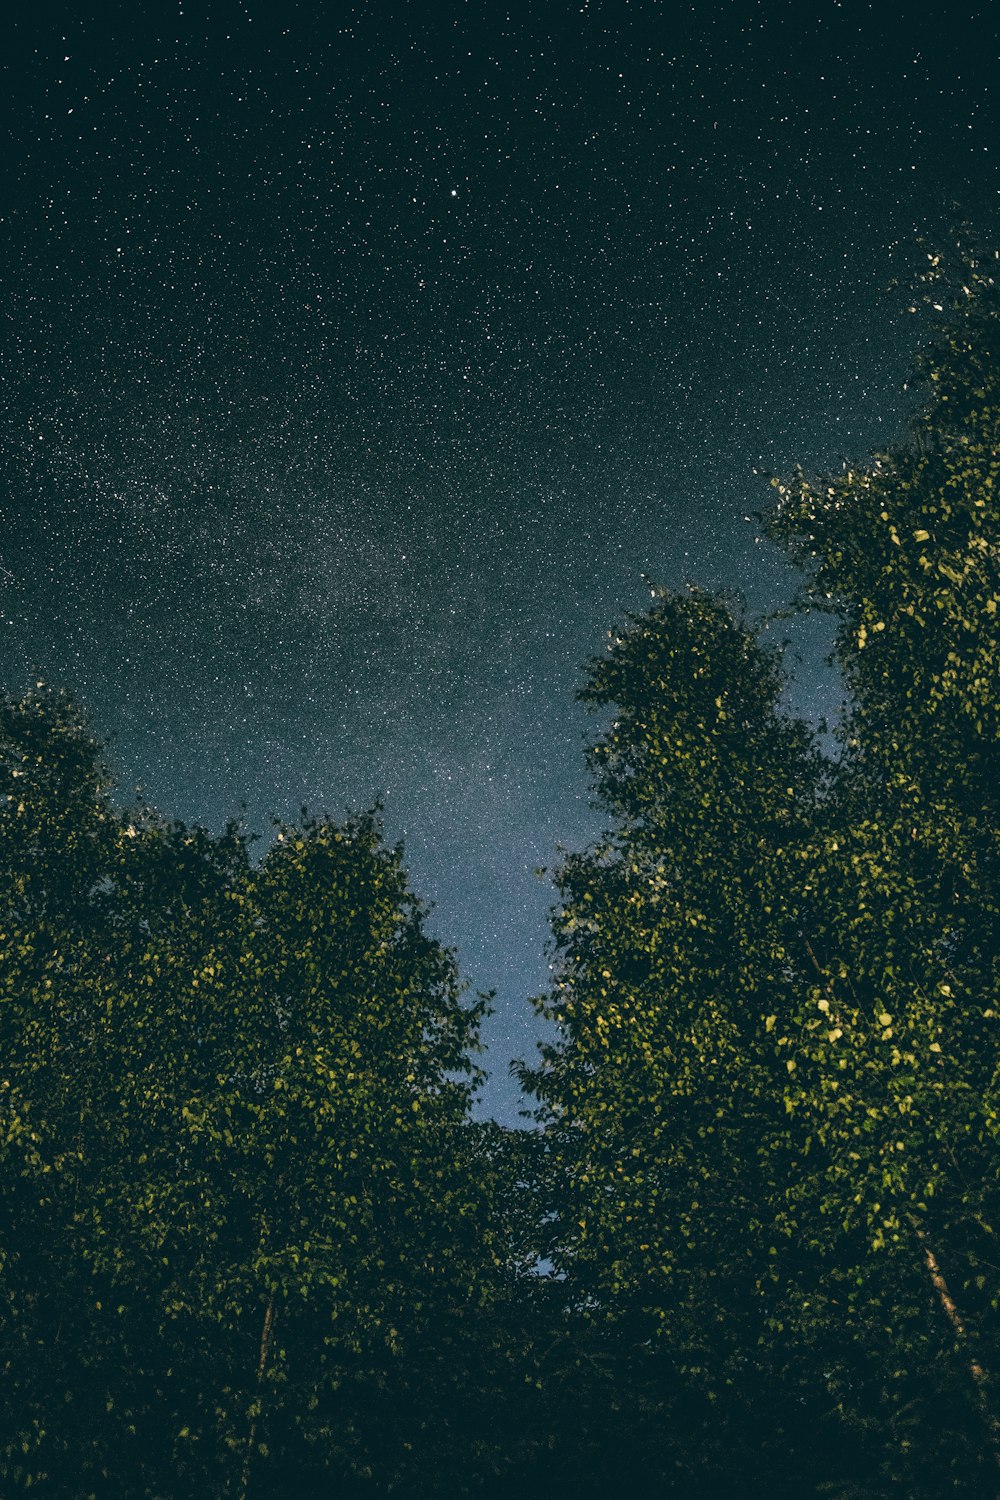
[3,1,998,1119]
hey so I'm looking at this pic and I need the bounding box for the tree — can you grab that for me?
[524,240,1000,1494]
[519,589,843,1495]
[763,238,1000,1490]
[0,685,165,1491]
[0,691,511,1497]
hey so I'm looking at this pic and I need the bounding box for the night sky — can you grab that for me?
[3,1,998,1122]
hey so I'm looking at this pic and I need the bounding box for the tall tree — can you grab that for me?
[525,240,1000,1494]
[763,239,1000,1490]
[0,692,511,1498]
[519,589,841,1494]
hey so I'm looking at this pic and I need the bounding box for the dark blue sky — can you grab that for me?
[3,0,998,1120]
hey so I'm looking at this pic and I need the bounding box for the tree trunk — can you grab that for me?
[914,1223,1000,1475]
[237,1290,276,1500]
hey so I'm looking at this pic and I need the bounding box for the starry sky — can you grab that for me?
[3,0,998,1122]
